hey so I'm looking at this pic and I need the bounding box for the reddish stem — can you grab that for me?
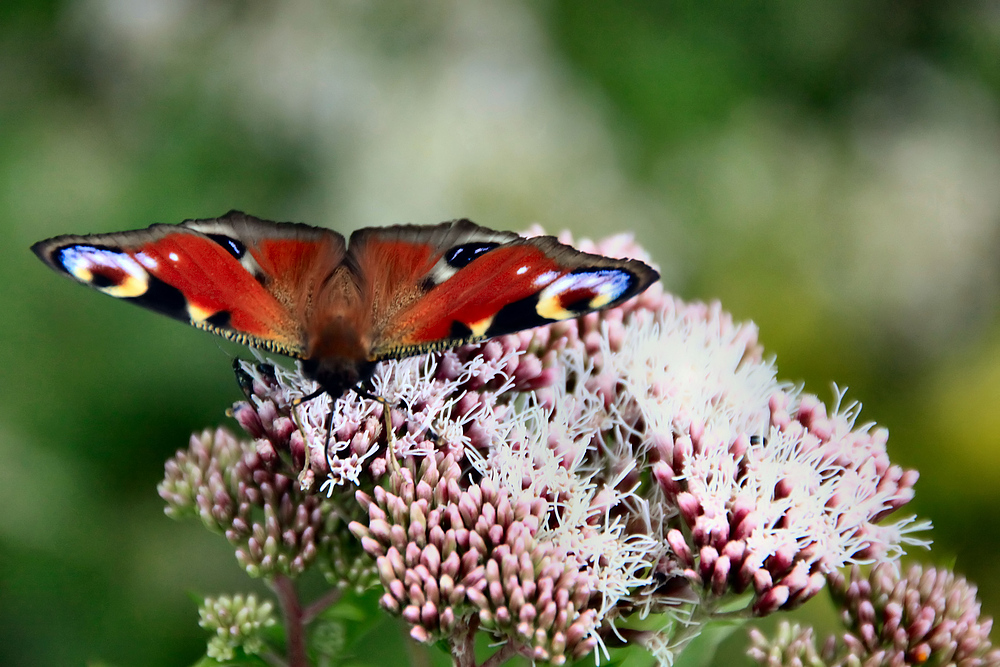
[480,642,519,667]
[302,588,342,624]
[449,617,479,667]
[271,574,307,667]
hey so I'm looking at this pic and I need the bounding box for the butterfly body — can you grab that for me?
[33,211,659,397]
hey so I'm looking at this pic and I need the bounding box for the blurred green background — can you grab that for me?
[4,1,1000,665]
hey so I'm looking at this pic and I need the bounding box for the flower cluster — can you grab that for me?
[161,229,933,665]
[653,383,923,616]
[158,427,374,588]
[350,451,598,663]
[569,294,927,623]
[748,564,1000,667]
[198,593,277,661]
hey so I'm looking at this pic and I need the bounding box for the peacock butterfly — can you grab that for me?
[32,210,659,397]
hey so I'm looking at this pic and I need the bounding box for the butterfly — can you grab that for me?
[32,210,659,398]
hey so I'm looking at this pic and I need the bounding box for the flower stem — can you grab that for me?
[480,642,519,667]
[449,617,479,667]
[302,588,342,624]
[271,574,307,667]
[261,649,289,667]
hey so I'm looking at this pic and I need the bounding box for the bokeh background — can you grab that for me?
[4,1,1000,665]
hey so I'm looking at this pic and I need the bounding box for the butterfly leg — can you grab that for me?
[320,406,337,483]
[350,385,401,473]
[289,387,330,490]
[349,385,392,437]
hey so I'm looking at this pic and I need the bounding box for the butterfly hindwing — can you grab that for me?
[347,219,660,360]
[32,211,347,358]
[345,220,519,354]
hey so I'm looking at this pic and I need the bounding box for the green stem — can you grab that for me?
[261,649,289,667]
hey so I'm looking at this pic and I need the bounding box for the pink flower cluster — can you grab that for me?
[162,229,928,665]
[749,564,1000,667]
[350,450,598,663]
[159,427,373,588]
[654,387,921,616]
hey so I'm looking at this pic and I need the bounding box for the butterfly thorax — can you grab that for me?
[303,311,375,397]
[302,354,376,398]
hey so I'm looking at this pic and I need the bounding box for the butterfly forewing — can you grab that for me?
[32,211,347,358]
[182,212,349,330]
[356,224,659,360]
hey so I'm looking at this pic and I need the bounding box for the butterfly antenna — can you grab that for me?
[351,385,400,473]
[293,387,326,405]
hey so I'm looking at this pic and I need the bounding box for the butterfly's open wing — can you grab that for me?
[32,211,346,358]
[348,219,659,361]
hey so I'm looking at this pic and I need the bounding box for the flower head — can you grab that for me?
[198,593,277,661]
[164,229,924,665]
[748,564,1000,667]
[158,427,375,588]
[350,450,599,663]
[622,305,927,618]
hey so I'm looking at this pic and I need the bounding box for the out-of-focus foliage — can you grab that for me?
[3,1,999,665]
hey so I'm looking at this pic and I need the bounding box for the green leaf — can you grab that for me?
[673,619,746,667]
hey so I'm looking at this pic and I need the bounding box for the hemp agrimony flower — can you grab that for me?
[748,564,1000,667]
[159,230,947,667]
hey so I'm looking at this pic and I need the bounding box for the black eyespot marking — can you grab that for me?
[207,234,246,259]
[206,310,232,329]
[561,295,596,314]
[561,268,638,313]
[89,271,117,289]
[132,274,188,319]
[485,293,550,337]
[444,242,500,268]
[449,320,473,340]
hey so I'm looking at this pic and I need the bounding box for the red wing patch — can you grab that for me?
[365,234,659,359]
[34,213,659,397]
[33,212,348,358]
